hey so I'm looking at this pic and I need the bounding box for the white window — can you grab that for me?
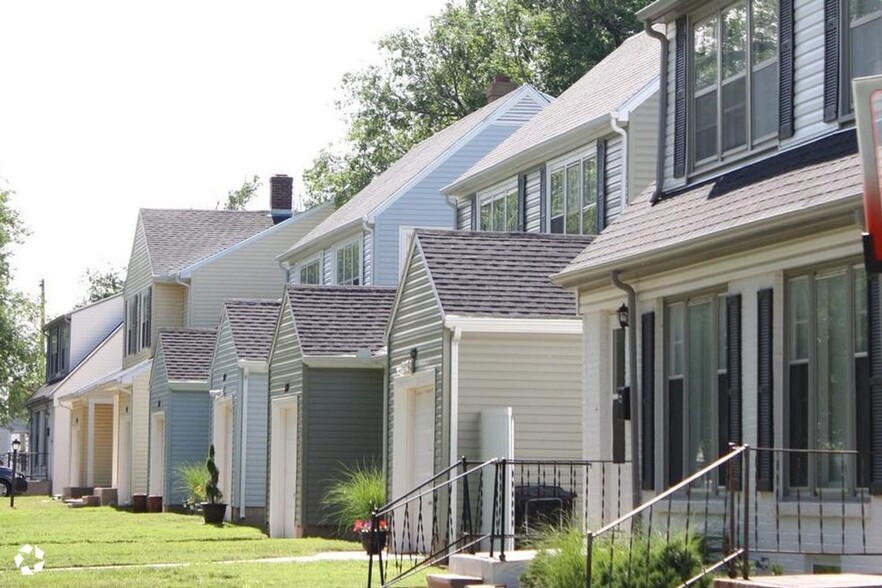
[845,0,882,110]
[298,258,322,285]
[691,0,778,166]
[548,154,597,235]
[478,181,518,231]
[335,240,361,286]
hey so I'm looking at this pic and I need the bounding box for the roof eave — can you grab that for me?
[277,217,363,265]
[636,0,684,22]
[168,380,210,391]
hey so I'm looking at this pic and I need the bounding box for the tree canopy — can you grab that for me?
[220,175,262,211]
[302,0,643,208]
[0,184,43,425]
[79,266,126,307]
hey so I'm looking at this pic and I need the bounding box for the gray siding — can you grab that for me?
[627,91,660,204]
[269,298,304,400]
[456,197,473,231]
[303,368,384,531]
[166,389,211,505]
[788,0,835,145]
[662,23,686,193]
[363,229,374,286]
[373,124,520,286]
[388,247,445,483]
[524,170,542,233]
[604,134,624,224]
[243,371,268,507]
[209,320,241,508]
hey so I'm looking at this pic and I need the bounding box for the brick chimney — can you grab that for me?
[270,174,293,224]
[485,75,518,104]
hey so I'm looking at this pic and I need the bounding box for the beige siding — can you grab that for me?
[131,370,151,494]
[75,401,88,484]
[123,220,154,370]
[388,246,445,479]
[457,332,584,461]
[93,404,113,487]
[627,91,659,205]
[188,209,332,328]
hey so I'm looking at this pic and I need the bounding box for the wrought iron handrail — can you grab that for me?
[0,452,49,480]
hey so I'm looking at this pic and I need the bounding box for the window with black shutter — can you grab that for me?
[756,288,775,491]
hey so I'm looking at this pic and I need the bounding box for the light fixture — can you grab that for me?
[617,303,629,329]
[409,348,418,373]
[11,438,21,452]
[209,389,224,400]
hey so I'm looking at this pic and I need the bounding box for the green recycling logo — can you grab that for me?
[14,544,44,575]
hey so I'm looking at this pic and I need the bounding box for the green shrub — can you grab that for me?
[321,462,386,534]
[520,523,711,588]
[205,444,223,504]
[175,462,207,514]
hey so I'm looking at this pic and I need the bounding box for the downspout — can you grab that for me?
[240,368,249,520]
[610,115,629,208]
[174,275,191,326]
[644,21,669,204]
[448,327,463,468]
[611,271,641,512]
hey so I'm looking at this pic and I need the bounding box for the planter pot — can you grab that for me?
[202,502,227,525]
[360,531,388,555]
[147,495,163,513]
[133,494,148,513]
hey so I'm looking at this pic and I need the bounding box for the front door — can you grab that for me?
[283,407,297,538]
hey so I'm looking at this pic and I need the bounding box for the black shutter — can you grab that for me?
[596,140,607,234]
[757,288,774,492]
[868,274,882,494]
[727,295,743,489]
[674,16,688,178]
[613,328,627,464]
[641,312,656,490]
[539,166,547,232]
[517,174,526,232]
[470,194,478,231]
[779,0,795,139]
[823,0,840,122]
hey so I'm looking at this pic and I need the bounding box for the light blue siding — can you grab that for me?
[456,197,473,230]
[166,390,211,506]
[604,134,624,224]
[243,371,268,508]
[373,124,519,285]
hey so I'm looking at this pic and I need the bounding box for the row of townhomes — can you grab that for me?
[23,0,882,582]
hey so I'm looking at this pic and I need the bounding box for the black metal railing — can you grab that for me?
[366,457,629,587]
[0,452,49,479]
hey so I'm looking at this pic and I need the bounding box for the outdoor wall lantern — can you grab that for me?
[617,303,629,329]
[409,348,418,373]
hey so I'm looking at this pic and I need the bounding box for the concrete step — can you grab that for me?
[426,574,484,588]
[450,551,535,588]
[23,479,50,495]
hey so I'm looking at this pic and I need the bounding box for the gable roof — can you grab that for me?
[446,31,660,194]
[286,285,396,356]
[556,129,862,287]
[139,209,275,277]
[157,328,217,382]
[222,299,281,362]
[282,85,551,259]
[414,229,594,318]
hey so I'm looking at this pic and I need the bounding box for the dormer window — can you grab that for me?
[478,181,518,231]
[335,240,361,286]
[45,321,70,381]
[298,256,322,285]
[691,0,778,168]
[548,150,599,235]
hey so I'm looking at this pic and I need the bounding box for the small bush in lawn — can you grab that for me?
[521,523,711,588]
[321,462,386,535]
[175,462,208,514]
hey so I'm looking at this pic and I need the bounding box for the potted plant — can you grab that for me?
[202,444,226,525]
[322,462,387,554]
[175,462,207,515]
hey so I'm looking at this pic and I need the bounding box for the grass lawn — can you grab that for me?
[0,496,438,587]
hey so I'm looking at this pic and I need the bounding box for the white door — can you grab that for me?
[222,404,233,518]
[149,413,165,496]
[118,416,132,504]
[405,387,434,552]
[283,407,297,538]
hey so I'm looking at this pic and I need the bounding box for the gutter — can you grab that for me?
[610,272,642,512]
[448,327,463,469]
[643,21,669,204]
[174,275,191,326]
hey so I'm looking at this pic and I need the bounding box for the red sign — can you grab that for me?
[855,75,882,272]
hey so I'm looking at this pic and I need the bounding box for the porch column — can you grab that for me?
[87,399,96,487]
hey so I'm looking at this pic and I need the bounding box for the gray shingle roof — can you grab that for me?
[415,229,594,318]
[157,328,217,382]
[286,86,548,256]
[558,130,861,282]
[448,31,660,192]
[140,209,275,276]
[223,299,281,362]
[286,286,396,356]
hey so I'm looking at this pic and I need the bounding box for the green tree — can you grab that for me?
[79,266,125,306]
[0,184,43,425]
[302,0,642,207]
[220,175,261,211]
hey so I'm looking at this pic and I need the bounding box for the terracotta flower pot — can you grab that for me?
[202,502,227,525]
[360,531,388,555]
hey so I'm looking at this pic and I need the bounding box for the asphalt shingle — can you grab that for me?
[158,328,217,382]
[287,286,396,356]
[140,209,275,276]
[414,229,594,318]
[223,299,281,362]
[559,129,862,279]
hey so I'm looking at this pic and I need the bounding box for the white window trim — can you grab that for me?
[333,237,362,286]
[476,177,519,232]
[546,144,600,234]
[294,253,323,285]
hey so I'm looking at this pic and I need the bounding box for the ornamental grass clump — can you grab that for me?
[322,462,386,535]
[175,462,208,514]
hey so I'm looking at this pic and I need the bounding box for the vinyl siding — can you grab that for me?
[457,332,584,461]
[74,401,88,485]
[210,320,240,508]
[123,221,154,370]
[456,198,473,230]
[165,390,211,505]
[387,247,445,482]
[363,229,374,286]
[147,350,170,496]
[373,124,519,286]
[322,249,333,285]
[302,368,384,530]
[604,134,625,224]
[93,403,113,487]
[627,91,660,204]
[243,371,268,508]
[524,170,542,233]
[69,296,124,369]
[494,92,547,125]
[131,370,151,494]
[187,212,332,328]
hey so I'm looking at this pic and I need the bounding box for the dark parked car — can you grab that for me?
[0,466,28,496]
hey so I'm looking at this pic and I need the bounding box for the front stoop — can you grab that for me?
[23,480,50,495]
[715,575,882,588]
[426,574,484,588]
[94,488,117,506]
[449,551,536,588]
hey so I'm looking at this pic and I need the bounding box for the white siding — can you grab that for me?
[524,170,543,233]
[69,296,124,369]
[628,91,660,204]
[363,229,374,286]
[456,197,473,231]
[457,332,584,461]
[604,134,625,224]
[210,319,241,509]
[322,249,332,285]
